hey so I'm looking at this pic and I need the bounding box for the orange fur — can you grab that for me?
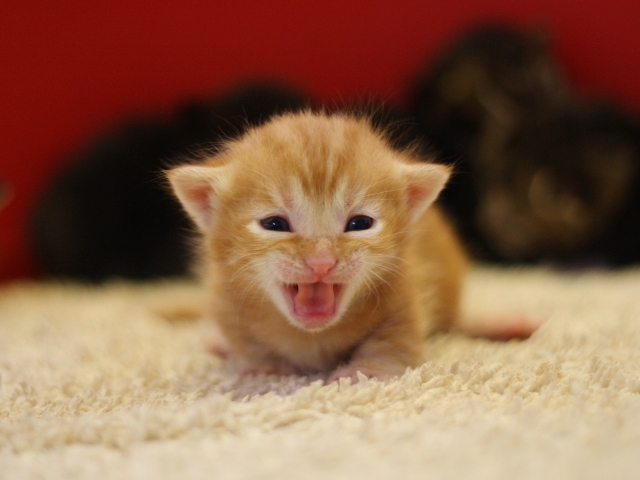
[168,112,468,382]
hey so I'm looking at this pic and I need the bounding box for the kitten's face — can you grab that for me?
[169,113,448,331]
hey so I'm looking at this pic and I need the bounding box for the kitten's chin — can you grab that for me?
[280,282,345,331]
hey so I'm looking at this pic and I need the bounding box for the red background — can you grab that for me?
[2,1,639,282]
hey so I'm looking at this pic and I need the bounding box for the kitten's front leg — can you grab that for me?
[327,316,424,384]
[209,329,298,376]
[328,358,408,384]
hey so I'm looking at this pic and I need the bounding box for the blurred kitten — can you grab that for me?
[411,24,640,266]
[476,101,640,265]
[410,24,570,258]
[412,24,568,159]
[31,83,308,281]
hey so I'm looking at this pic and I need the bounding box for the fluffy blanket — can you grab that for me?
[1,267,639,479]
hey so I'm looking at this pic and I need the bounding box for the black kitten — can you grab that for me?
[412,23,568,156]
[411,24,640,266]
[31,83,308,281]
[476,101,640,265]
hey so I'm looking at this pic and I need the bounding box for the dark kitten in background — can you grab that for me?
[31,83,308,281]
[411,23,640,266]
[410,24,570,257]
[412,24,569,159]
[476,101,640,265]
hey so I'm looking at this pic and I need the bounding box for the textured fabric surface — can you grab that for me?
[1,267,639,479]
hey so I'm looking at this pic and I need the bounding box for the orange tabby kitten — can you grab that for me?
[168,112,468,382]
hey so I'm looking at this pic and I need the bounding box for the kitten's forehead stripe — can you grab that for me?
[214,112,408,238]
[234,112,393,203]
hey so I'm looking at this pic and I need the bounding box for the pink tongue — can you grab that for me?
[293,283,335,316]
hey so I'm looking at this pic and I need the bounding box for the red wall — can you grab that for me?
[2,1,639,282]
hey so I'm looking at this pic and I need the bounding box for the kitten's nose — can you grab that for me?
[305,254,337,280]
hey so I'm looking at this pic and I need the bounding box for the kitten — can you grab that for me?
[412,24,568,160]
[476,101,640,264]
[410,24,570,258]
[167,112,468,381]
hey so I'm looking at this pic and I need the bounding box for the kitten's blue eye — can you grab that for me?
[345,215,374,232]
[260,216,291,232]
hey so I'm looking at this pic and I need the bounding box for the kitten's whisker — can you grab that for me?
[227,258,269,283]
[364,285,383,324]
[367,269,392,289]
[234,276,265,327]
[370,254,408,272]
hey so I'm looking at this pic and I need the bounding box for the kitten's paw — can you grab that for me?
[327,365,389,384]
[328,368,368,384]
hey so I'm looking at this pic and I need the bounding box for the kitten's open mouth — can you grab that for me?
[281,282,344,329]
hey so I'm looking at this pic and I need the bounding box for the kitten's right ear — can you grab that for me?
[167,165,228,231]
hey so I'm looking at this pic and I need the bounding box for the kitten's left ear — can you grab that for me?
[399,162,451,222]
